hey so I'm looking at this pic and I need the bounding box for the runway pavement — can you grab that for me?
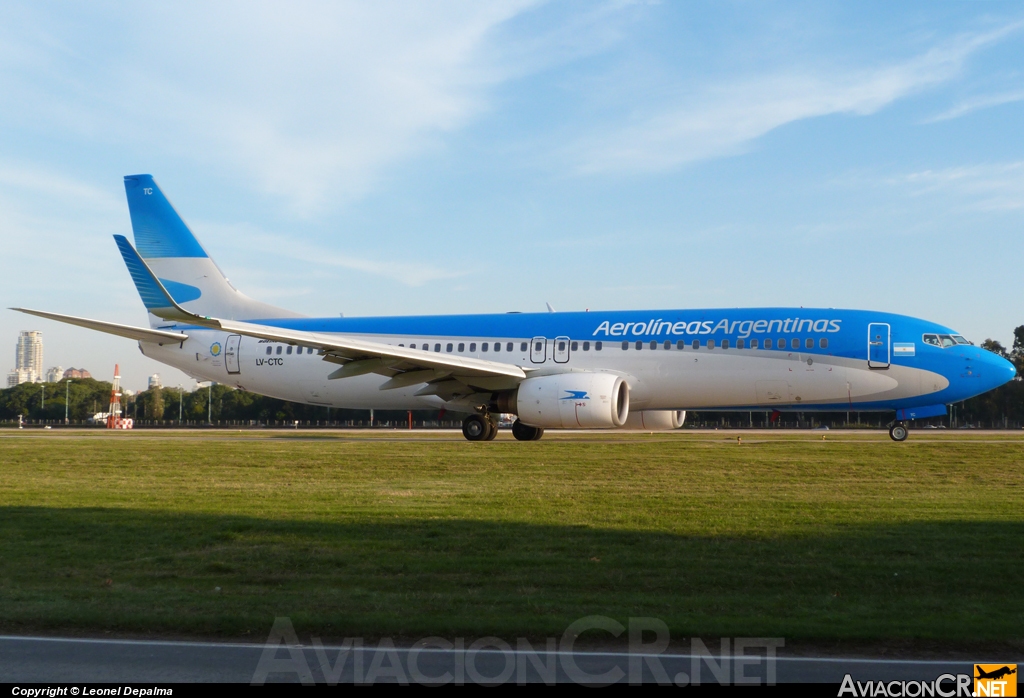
[0,635,1004,685]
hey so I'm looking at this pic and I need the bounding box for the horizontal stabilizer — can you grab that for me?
[9,308,188,344]
[113,235,199,323]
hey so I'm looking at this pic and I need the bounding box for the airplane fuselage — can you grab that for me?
[141,306,1013,415]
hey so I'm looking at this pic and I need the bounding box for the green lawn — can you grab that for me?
[0,429,1021,644]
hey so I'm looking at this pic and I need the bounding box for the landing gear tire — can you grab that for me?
[462,414,490,441]
[512,419,544,441]
[889,422,908,442]
[483,415,498,441]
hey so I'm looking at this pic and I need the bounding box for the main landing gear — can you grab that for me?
[462,413,498,441]
[888,421,908,442]
[460,414,545,441]
[511,419,543,442]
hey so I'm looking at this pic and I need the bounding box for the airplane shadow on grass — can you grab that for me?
[0,507,1021,641]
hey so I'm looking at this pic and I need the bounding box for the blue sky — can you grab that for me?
[2,1,1023,390]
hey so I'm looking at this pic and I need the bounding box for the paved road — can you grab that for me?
[1,636,1005,685]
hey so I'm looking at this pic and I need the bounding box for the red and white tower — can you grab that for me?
[106,364,133,429]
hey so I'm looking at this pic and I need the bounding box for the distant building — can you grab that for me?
[62,368,92,380]
[6,369,34,388]
[45,366,64,383]
[15,331,43,382]
[148,374,162,389]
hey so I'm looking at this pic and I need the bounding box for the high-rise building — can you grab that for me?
[148,374,162,389]
[45,366,64,383]
[15,331,43,383]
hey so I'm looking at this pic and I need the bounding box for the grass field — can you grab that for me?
[0,429,1022,647]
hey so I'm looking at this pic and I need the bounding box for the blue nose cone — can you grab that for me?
[984,352,1018,391]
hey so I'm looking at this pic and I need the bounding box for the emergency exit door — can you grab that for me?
[530,336,547,363]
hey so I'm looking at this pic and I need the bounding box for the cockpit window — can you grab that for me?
[922,334,940,347]
[939,334,956,348]
[952,335,970,345]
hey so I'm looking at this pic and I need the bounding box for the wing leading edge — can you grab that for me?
[10,308,188,344]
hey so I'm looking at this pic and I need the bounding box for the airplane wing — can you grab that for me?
[9,307,188,344]
[111,235,527,388]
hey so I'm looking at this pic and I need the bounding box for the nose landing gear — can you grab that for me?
[888,421,908,442]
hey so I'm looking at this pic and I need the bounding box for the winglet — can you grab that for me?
[113,234,218,326]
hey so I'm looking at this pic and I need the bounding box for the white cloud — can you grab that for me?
[195,221,464,288]
[923,89,1024,123]
[897,162,1024,211]
[0,2,542,215]
[565,22,1024,175]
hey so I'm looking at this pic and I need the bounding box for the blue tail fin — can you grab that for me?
[121,175,302,323]
[124,175,208,259]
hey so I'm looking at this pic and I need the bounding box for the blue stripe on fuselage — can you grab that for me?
[168,307,1014,407]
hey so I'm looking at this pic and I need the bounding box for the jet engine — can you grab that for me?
[620,409,686,430]
[510,373,629,429]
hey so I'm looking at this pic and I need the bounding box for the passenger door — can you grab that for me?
[530,336,547,363]
[867,323,890,369]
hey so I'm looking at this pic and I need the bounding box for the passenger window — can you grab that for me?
[434,343,441,352]
[622,341,629,350]
[805,338,813,349]
[286,346,293,354]
[677,340,685,349]
[448,343,454,352]
[266,346,272,355]
[664,340,671,350]
[737,339,744,349]
[923,334,940,347]
[636,340,643,350]
[750,339,758,349]
[939,335,955,348]
[764,338,772,349]
[819,338,827,349]
[791,338,800,350]
[595,341,602,351]
[692,339,700,349]
[722,339,730,349]
[276,346,282,355]
[650,340,657,350]
[482,343,488,352]
[583,341,590,351]
[707,339,716,349]
[469,343,476,352]
[558,341,566,352]
[535,341,543,352]
[457,343,465,352]
[571,341,578,351]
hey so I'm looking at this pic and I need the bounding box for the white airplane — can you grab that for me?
[13,175,1016,441]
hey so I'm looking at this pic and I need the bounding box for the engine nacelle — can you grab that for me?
[515,373,629,429]
[620,409,686,430]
